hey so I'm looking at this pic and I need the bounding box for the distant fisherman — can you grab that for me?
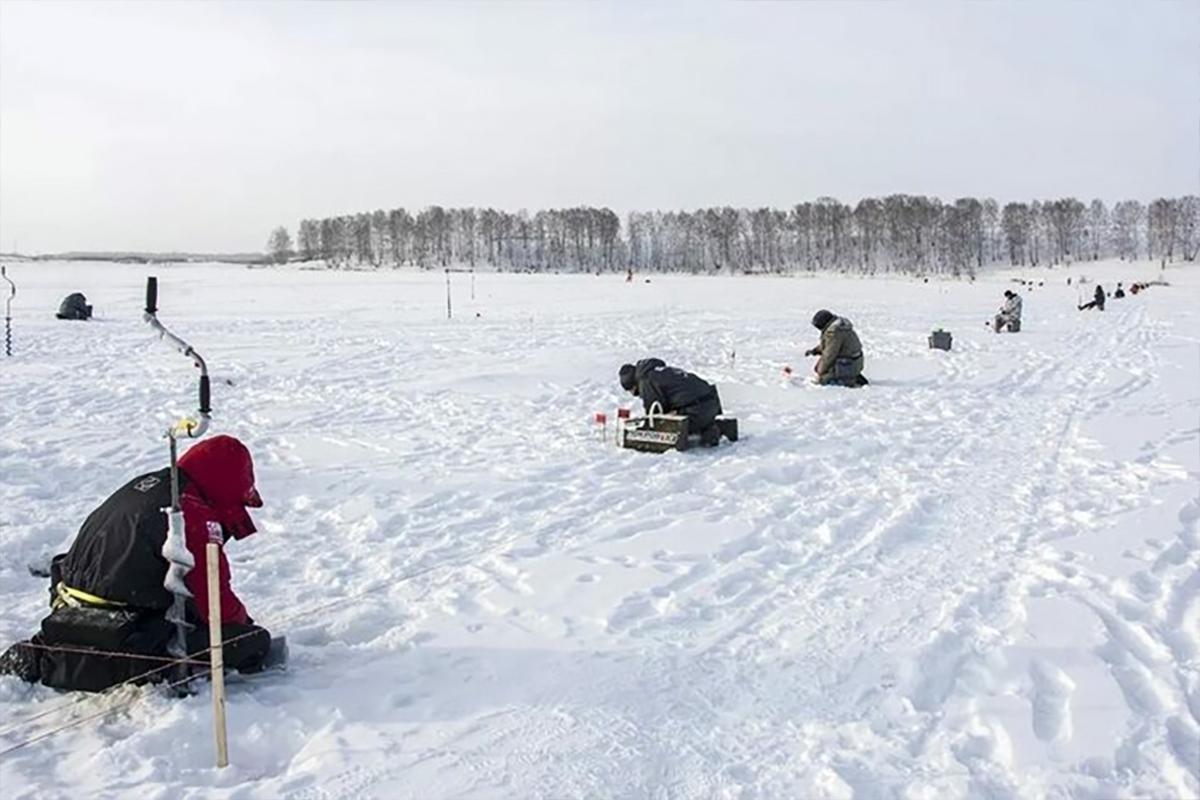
[619,359,724,446]
[994,290,1022,333]
[1078,284,1106,311]
[805,309,868,387]
[55,292,92,321]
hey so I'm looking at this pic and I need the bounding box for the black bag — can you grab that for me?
[41,606,146,650]
[32,606,175,692]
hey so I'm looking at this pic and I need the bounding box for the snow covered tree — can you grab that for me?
[387,208,413,266]
[853,198,885,272]
[1148,198,1177,266]
[267,226,292,264]
[1085,200,1108,261]
[1001,202,1031,266]
[1176,196,1199,261]
[1111,200,1144,261]
[954,197,984,270]
[289,193,1181,277]
[1042,198,1085,265]
[982,199,1001,263]
[297,219,320,261]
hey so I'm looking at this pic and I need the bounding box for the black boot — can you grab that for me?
[0,641,42,683]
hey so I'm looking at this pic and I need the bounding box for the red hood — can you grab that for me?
[178,434,262,539]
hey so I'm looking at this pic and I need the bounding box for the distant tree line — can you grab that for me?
[268,195,1199,276]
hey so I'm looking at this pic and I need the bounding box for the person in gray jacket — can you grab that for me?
[619,359,723,446]
[805,309,868,387]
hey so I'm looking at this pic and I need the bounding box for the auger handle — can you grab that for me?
[143,276,211,438]
[145,276,158,315]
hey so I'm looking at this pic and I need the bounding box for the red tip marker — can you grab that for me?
[783,366,793,376]
[617,408,631,419]
[595,412,607,424]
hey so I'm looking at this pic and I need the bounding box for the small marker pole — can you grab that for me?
[206,535,229,768]
[594,412,608,442]
[616,408,630,447]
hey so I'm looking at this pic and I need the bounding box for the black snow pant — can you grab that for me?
[994,314,1021,333]
[678,390,723,435]
[185,619,272,675]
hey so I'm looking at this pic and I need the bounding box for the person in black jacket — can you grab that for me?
[1078,284,1106,311]
[55,292,92,320]
[619,359,723,446]
[0,435,272,692]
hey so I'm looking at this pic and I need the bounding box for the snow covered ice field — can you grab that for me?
[0,260,1197,800]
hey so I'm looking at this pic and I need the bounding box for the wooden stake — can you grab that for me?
[616,408,630,448]
[206,542,229,768]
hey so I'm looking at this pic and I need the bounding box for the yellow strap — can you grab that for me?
[54,583,127,610]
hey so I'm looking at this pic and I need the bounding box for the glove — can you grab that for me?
[804,347,820,357]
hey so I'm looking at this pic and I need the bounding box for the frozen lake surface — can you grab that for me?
[1,260,1197,799]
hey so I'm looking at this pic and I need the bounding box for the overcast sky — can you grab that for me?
[1,1,1196,253]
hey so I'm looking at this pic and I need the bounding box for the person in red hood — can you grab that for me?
[178,434,263,627]
[0,434,272,692]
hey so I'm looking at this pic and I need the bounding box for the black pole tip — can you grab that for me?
[145,277,158,314]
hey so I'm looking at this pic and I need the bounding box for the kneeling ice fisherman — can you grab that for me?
[0,435,275,692]
[619,359,725,447]
[993,290,1023,333]
[805,309,868,387]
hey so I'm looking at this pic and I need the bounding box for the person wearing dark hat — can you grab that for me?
[618,359,724,446]
[994,290,1023,333]
[55,292,93,320]
[1078,283,1106,311]
[0,434,273,692]
[804,309,867,386]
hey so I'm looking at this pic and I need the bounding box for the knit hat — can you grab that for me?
[618,364,637,391]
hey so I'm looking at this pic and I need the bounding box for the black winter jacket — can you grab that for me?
[57,469,183,610]
[56,293,92,320]
[633,358,717,414]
